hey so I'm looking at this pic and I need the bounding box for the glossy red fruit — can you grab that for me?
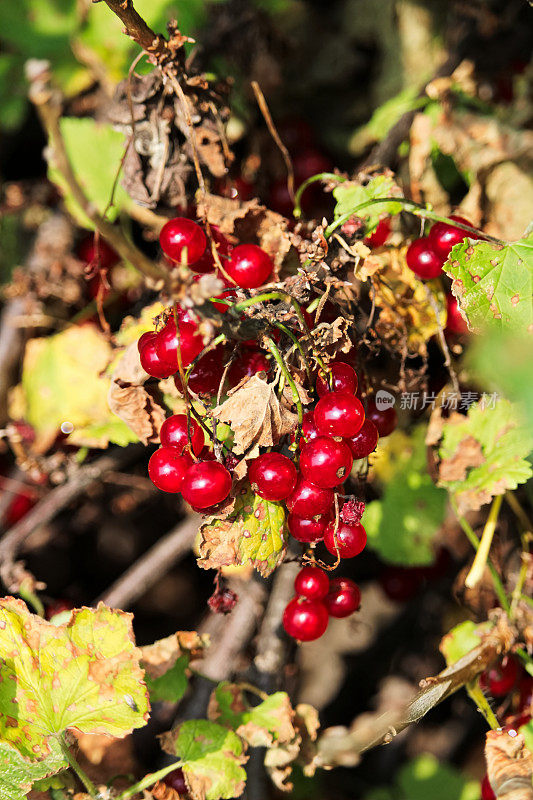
[164,767,188,794]
[160,414,204,456]
[300,435,353,488]
[159,217,207,265]
[156,317,204,371]
[365,398,397,437]
[314,392,365,439]
[181,461,232,508]
[364,218,391,247]
[480,657,520,697]
[148,447,191,493]
[228,348,270,387]
[286,476,334,517]
[302,410,319,442]
[138,332,175,379]
[175,345,226,396]
[346,419,379,459]
[316,363,358,397]
[78,234,120,269]
[445,293,468,335]
[293,148,332,182]
[282,596,329,641]
[323,520,367,558]
[406,238,443,280]
[481,775,496,800]
[295,566,329,600]
[288,513,328,542]
[224,244,273,289]
[249,452,297,501]
[428,215,478,260]
[325,577,361,618]
[209,287,237,314]
[191,227,232,274]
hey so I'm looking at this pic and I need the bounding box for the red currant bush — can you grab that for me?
[223,244,273,289]
[316,362,358,397]
[314,392,365,439]
[287,513,328,542]
[405,238,443,280]
[294,566,329,600]
[324,577,361,618]
[159,217,207,265]
[346,419,379,459]
[299,435,353,488]
[286,476,334,517]
[160,414,204,456]
[249,452,297,501]
[428,215,477,260]
[181,461,232,509]
[148,447,192,493]
[323,520,367,558]
[282,596,329,642]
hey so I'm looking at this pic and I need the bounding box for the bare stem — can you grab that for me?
[465,495,503,589]
[116,761,184,800]
[59,736,100,799]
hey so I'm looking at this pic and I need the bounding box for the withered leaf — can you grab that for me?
[485,729,533,800]
[140,632,209,682]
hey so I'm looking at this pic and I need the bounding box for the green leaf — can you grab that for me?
[48,117,130,227]
[198,487,288,577]
[0,740,67,800]
[444,234,533,334]
[333,174,403,234]
[11,325,138,448]
[440,621,492,666]
[0,599,150,759]
[397,754,479,800]
[145,654,189,704]
[437,399,533,514]
[364,427,447,566]
[161,720,247,800]
[209,683,296,748]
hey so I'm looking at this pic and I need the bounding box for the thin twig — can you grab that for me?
[251,81,295,204]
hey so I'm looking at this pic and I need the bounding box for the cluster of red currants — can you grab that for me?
[405,214,478,280]
[283,565,361,641]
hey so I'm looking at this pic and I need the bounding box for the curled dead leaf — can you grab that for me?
[140,632,209,682]
[485,729,533,800]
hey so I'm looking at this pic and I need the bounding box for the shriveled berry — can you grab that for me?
[300,435,353,488]
[286,476,334,517]
[159,217,207,265]
[282,596,329,641]
[288,513,328,542]
[249,452,297,501]
[364,218,391,247]
[365,398,397,437]
[295,566,329,600]
[316,363,358,397]
[228,349,270,387]
[148,447,191,493]
[325,577,361,618]
[181,461,232,508]
[323,520,367,558]
[346,419,379,459]
[160,414,204,456]
[480,657,520,697]
[314,392,365,438]
[428,215,478,260]
[406,238,443,280]
[224,244,273,289]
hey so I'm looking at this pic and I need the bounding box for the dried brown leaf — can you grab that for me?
[140,632,209,681]
[485,729,533,800]
[438,436,485,483]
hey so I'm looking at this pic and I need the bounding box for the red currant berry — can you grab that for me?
[316,363,358,397]
[346,419,379,459]
[314,392,365,439]
[480,657,520,697]
[298,410,319,443]
[156,317,204,371]
[138,333,174,379]
[228,348,270,387]
[159,218,207,265]
[224,244,273,289]
[288,513,328,542]
[190,227,231,274]
[160,414,204,456]
[286,476,334,517]
[300,435,353,488]
[481,776,496,800]
[293,148,332,182]
[364,218,391,247]
[324,577,361,618]
[365,397,397,437]
[78,234,120,269]
[445,293,468,335]
[428,215,478,260]
[406,238,443,280]
[181,461,232,508]
[323,520,367,558]
[148,447,191,493]
[294,566,329,600]
[282,596,329,641]
[163,767,188,794]
[175,345,226,396]
[249,452,297,502]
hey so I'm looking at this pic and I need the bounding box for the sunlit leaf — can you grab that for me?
[0,740,67,800]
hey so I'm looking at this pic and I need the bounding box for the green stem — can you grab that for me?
[59,737,100,799]
[293,172,347,218]
[116,761,183,800]
[18,582,45,617]
[465,495,503,589]
[466,682,500,729]
[265,337,303,429]
[324,197,505,244]
[273,322,313,384]
[452,499,510,614]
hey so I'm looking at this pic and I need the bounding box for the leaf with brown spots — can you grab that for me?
[207,683,296,748]
[0,599,149,760]
[140,632,209,704]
